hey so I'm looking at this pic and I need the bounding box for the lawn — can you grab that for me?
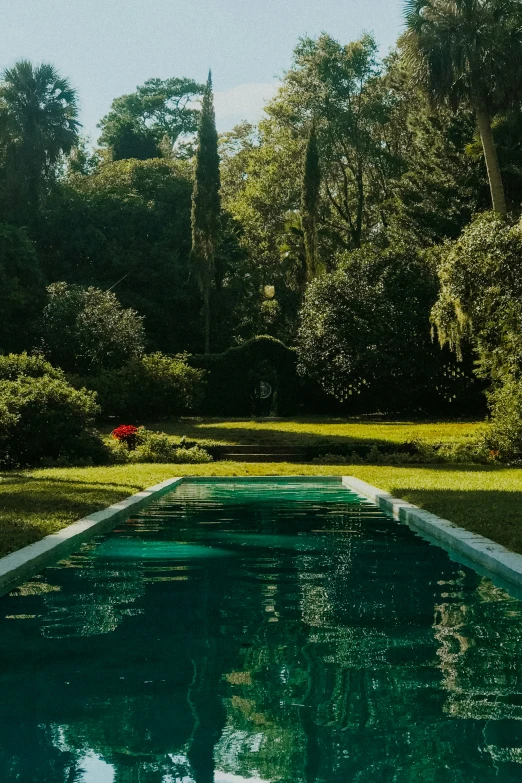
[102,416,485,449]
[2,460,522,560]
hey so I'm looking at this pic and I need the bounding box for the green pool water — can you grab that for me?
[1,478,522,782]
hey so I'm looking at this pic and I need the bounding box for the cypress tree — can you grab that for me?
[301,123,321,281]
[191,71,221,353]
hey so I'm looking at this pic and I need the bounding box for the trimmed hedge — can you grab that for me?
[190,336,303,416]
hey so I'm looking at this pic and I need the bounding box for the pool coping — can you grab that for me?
[342,475,522,590]
[0,477,183,598]
[3,473,522,598]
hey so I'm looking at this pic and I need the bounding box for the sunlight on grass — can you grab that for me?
[128,417,486,447]
[2,457,522,557]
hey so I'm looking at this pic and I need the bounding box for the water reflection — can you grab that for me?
[0,480,522,782]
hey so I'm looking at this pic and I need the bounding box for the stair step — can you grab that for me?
[218,453,308,463]
[215,445,304,455]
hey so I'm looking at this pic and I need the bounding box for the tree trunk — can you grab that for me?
[203,287,210,354]
[475,103,507,217]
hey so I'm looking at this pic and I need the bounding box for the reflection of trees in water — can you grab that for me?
[433,571,522,771]
[3,492,522,782]
[435,572,522,720]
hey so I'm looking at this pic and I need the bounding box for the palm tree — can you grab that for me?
[0,61,80,221]
[402,0,522,216]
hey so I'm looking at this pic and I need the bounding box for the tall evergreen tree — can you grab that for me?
[301,123,321,281]
[191,71,221,352]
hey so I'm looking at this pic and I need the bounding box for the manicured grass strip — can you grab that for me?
[351,464,522,555]
[1,461,522,559]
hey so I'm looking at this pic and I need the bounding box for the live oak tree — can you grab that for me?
[98,76,204,160]
[191,72,221,353]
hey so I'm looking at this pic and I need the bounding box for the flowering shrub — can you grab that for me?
[111,424,138,448]
[105,427,213,464]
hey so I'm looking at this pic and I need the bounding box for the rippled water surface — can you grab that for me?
[1,478,522,782]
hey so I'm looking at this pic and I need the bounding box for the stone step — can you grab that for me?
[218,452,308,463]
[214,444,304,455]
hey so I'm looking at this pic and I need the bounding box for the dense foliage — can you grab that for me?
[298,246,479,412]
[42,282,145,374]
[432,213,522,382]
[0,225,45,353]
[0,372,101,468]
[37,158,200,354]
[2,4,522,436]
[78,352,205,419]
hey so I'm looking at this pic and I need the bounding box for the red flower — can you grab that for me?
[112,425,139,448]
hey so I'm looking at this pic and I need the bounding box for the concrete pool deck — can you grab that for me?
[1,474,522,597]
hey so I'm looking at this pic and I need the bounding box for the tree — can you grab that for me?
[432,211,522,382]
[0,61,80,224]
[301,123,321,281]
[0,224,45,353]
[402,0,522,216]
[266,34,405,249]
[42,282,145,374]
[98,76,204,160]
[381,52,490,245]
[298,244,478,412]
[38,158,200,354]
[191,72,221,353]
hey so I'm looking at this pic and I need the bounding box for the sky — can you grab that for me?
[0,0,404,142]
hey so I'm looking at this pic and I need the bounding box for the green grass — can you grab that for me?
[2,459,522,559]
[102,416,485,449]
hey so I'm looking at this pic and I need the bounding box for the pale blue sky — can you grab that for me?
[0,0,404,140]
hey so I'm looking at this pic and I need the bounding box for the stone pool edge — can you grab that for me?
[343,475,522,589]
[0,476,183,598]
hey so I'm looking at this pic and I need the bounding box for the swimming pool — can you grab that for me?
[1,478,522,782]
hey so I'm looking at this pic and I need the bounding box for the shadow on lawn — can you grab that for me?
[0,474,142,558]
[142,418,429,452]
[388,484,522,554]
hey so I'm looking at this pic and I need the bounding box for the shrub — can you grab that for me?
[42,282,145,374]
[80,353,204,419]
[111,424,139,448]
[487,379,522,460]
[108,427,213,464]
[0,374,101,468]
[130,436,212,464]
[0,352,64,381]
[297,245,480,414]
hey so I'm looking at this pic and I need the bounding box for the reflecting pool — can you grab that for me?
[1,478,522,782]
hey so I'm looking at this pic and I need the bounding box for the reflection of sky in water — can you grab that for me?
[2,479,522,782]
[215,773,269,783]
[80,753,115,782]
